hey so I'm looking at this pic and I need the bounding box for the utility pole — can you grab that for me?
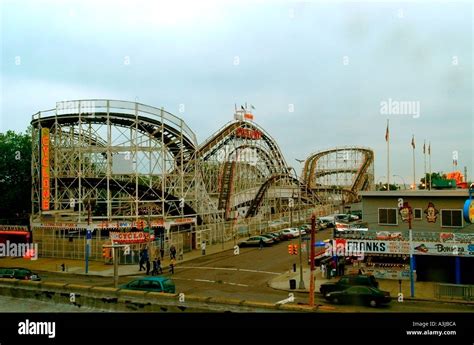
[309,215,316,307]
[104,244,126,288]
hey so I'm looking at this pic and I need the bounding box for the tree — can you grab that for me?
[0,130,32,224]
[419,172,443,189]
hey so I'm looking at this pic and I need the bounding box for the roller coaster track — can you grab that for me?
[56,177,202,224]
[198,120,288,174]
[31,101,197,162]
[302,147,374,202]
[245,174,320,218]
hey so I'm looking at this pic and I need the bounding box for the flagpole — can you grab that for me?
[387,119,390,191]
[412,135,416,190]
[429,142,432,190]
[423,140,427,190]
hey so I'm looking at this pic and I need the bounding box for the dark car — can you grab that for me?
[325,286,391,307]
[120,277,176,293]
[0,268,41,281]
[269,232,285,241]
[320,274,378,296]
[262,233,280,242]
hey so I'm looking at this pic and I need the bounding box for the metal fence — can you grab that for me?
[434,283,474,301]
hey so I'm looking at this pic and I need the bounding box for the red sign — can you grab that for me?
[235,127,261,140]
[109,231,150,244]
[41,128,50,211]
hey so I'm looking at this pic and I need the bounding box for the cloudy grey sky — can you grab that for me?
[1,0,472,184]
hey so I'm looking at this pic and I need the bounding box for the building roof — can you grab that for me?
[360,190,469,197]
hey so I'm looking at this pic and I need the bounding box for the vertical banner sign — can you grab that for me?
[40,128,50,211]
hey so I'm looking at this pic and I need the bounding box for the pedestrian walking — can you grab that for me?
[160,248,165,261]
[157,257,163,274]
[338,256,346,276]
[152,257,159,276]
[146,258,151,275]
[139,250,145,272]
[259,238,264,250]
[320,263,326,278]
[170,245,177,260]
[201,241,206,255]
[169,258,176,274]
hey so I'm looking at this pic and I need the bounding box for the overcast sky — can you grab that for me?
[1,0,472,184]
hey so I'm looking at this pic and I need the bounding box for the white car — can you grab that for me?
[280,228,300,238]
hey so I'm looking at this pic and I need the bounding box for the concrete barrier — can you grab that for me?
[0,278,320,312]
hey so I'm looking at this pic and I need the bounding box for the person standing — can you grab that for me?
[201,241,206,255]
[259,238,264,250]
[321,263,326,278]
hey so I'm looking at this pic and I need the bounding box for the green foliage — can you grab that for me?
[0,130,32,223]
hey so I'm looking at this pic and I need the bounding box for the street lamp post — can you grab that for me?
[289,167,305,290]
[393,175,407,190]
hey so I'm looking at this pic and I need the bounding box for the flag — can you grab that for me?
[454,159,458,167]
[251,104,255,110]
[423,141,426,154]
[241,105,245,110]
[385,121,389,142]
[411,135,415,149]
[428,142,431,155]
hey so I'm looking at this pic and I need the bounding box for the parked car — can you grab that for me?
[238,236,274,247]
[318,216,335,229]
[0,268,41,281]
[280,228,300,239]
[325,286,391,307]
[275,230,292,241]
[263,233,281,242]
[120,277,176,293]
[320,274,379,296]
[269,231,286,241]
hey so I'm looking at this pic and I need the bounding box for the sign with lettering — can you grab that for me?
[109,231,150,244]
[40,128,50,210]
[327,239,474,257]
[235,127,262,140]
[412,242,474,257]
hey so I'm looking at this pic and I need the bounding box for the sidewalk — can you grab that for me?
[268,267,474,304]
[0,239,238,277]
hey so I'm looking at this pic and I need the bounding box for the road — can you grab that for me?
[26,232,474,313]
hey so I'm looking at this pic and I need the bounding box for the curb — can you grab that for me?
[268,284,474,306]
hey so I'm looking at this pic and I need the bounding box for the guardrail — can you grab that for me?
[434,283,474,301]
[0,279,318,313]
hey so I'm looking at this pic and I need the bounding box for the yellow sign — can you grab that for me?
[41,128,50,211]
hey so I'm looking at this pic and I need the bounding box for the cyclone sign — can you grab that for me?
[109,231,150,244]
[40,128,50,211]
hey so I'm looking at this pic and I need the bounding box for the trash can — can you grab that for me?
[289,279,296,290]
